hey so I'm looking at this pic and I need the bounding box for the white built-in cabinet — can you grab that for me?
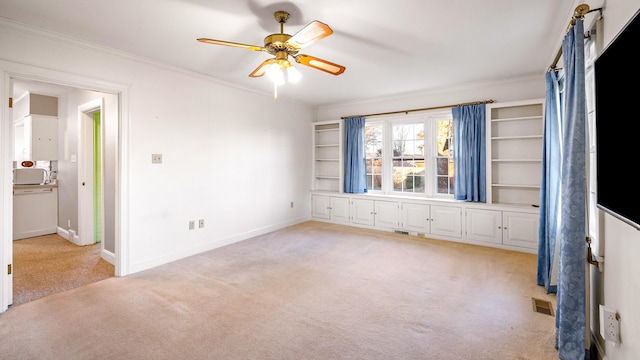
[312,121,342,192]
[350,199,399,229]
[400,202,462,238]
[465,207,539,249]
[14,115,58,162]
[486,99,544,206]
[311,193,540,252]
[311,195,350,224]
[309,99,544,254]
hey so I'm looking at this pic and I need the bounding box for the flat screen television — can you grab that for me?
[595,8,640,230]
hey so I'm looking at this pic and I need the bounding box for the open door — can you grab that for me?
[78,98,104,247]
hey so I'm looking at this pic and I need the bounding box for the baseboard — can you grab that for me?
[128,215,311,274]
[592,331,606,360]
[101,248,115,265]
[57,227,80,245]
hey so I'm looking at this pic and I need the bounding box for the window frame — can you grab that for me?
[364,109,454,199]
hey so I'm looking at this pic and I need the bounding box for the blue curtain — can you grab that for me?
[344,116,367,193]
[452,104,486,202]
[537,70,562,294]
[556,19,588,360]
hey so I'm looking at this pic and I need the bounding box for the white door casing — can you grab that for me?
[0,60,130,313]
[77,98,104,246]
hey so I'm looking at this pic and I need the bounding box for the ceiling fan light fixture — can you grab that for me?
[266,64,285,85]
[286,66,302,83]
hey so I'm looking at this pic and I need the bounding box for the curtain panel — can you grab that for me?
[556,18,588,360]
[343,116,367,193]
[537,70,562,294]
[452,104,486,202]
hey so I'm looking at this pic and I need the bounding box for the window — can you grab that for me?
[435,119,454,195]
[365,123,383,191]
[392,122,425,193]
[364,111,454,197]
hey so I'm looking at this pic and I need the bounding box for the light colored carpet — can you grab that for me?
[0,221,558,359]
[12,234,115,306]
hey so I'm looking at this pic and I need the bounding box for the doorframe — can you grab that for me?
[78,99,104,247]
[0,60,131,312]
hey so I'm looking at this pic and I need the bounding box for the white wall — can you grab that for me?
[316,75,545,122]
[0,21,314,280]
[590,3,640,360]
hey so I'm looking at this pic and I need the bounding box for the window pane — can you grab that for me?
[437,158,449,175]
[365,123,383,191]
[437,176,449,194]
[391,122,426,194]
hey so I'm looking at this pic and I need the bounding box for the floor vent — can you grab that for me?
[532,298,554,316]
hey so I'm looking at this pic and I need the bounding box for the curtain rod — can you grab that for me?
[549,4,598,70]
[341,99,494,119]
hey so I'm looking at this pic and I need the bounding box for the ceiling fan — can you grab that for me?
[197,11,346,81]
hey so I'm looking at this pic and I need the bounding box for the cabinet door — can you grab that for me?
[402,202,430,233]
[466,208,502,244]
[374,201,399,230]
[351,199,375,226]
[30,116,58,160]
[311,195,331,220]
[502,211,539,249]
[430,205,462,238]
[330,197,350,224]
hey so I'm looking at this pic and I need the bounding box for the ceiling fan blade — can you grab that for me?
[249,59,277,77]
[286,21,333,50]
[197,38,264,52]
[294,54,345,75]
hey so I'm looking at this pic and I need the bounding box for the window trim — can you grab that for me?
[365,109,454,199]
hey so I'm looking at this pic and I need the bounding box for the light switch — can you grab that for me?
[152,154,162,164]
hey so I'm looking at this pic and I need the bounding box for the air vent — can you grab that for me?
[532,298,554,316]
[394,230,409,235]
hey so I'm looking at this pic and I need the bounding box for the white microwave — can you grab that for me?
[13,168,46,185]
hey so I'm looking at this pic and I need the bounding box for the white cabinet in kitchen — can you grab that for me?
[465,207,539,250]
[14,115,58,161]
[400,203,462,239]
[311,195,350,224]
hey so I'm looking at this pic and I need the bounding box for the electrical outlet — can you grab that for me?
[198,219,204,228]
[290,201,294,208]
[189,220,195,230]
[600,305,620,343]
[152,153,162,164]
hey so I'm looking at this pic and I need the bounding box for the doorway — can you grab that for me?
[1,65,129,311]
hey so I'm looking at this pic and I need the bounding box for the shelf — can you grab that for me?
[492,159,541,162]
[316,175,340,180]
[315,144,339,148]
[492,184,540,189]
[492,135,542,140]
[316,159,339,162]
[315,128,339,133]
[487,99,544,206]
[491,115,543,122]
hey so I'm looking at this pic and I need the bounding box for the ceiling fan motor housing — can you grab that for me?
[264,34,299,56]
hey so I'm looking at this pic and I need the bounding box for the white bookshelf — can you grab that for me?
[486,99,544,206]
[312,121,342,192]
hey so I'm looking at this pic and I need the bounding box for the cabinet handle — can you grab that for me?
[498,226,502,229]
[504,227,508,230]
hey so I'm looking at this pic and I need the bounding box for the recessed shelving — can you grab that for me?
[313,121,342,192]
[487,99,544,206]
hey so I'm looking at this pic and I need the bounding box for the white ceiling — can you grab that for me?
[1,0,594,107]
